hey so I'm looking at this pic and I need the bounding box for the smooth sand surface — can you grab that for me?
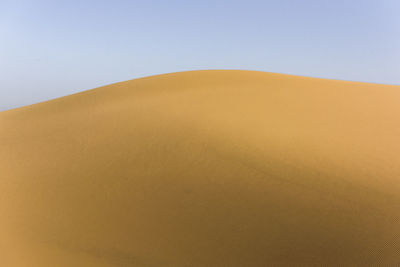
[1,70,400,266]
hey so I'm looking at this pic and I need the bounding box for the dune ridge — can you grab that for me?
[1,70,400,266]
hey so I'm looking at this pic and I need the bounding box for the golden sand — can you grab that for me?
[1,70,399,266]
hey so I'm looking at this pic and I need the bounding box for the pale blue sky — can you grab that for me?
[1,0,399,110]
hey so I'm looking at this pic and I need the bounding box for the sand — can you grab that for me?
[1,70,400,266]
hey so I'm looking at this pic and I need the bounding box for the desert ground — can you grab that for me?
[1,70,400,266]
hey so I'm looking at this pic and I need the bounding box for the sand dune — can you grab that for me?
[1,70,400,266]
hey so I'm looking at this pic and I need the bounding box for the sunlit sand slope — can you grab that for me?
[1,70,400,266]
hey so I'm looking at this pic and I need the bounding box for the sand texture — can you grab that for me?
[1,70,400,266]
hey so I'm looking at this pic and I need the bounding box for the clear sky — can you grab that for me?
[1,0,399,110]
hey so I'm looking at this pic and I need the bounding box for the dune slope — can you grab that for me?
[1,70,400,266]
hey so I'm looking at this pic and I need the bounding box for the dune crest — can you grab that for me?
[1,70,400,266]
